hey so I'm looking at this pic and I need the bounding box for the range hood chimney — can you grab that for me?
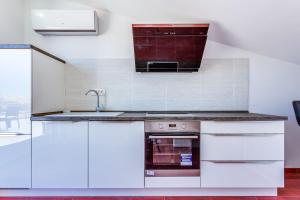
[132,24,209,72]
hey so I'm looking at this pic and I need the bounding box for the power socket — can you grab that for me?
[97,89,106,96]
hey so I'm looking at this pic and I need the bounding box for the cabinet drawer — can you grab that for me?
[201,133,284,161]
[201,121,284,134]
[201,161,284,188]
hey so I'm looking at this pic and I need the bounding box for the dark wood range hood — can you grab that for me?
[132,24,209,72]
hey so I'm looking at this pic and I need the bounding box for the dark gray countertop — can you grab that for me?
[31,111,288,121]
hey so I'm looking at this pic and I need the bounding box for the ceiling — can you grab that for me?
[50,0,300,64]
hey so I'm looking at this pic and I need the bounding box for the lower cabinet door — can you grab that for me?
[0,134,31,188]
[89,121,144,188]
[32,121,88,188]
[201,161,284,188]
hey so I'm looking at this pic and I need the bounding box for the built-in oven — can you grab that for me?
[145,121,200,177]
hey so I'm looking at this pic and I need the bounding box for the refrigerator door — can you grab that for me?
[0,134,31,188]
[0,49,31,135]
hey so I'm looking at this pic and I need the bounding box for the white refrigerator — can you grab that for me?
[0,49,32,188]
[0,46,65,188]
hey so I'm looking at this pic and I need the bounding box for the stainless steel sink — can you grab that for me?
[49,112,124,117]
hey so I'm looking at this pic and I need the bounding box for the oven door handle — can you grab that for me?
[148,135,199,139]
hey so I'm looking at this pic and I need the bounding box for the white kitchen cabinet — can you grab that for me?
[201,133,284,160]
[32,49,65,114]
[201,121,284,134]
[0,134,31,188]
[89,121,144,188]
[200,120,285,189]
[32,121,88,188]
[201,161,284,188]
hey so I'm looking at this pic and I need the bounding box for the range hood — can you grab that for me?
[132,24,209,72]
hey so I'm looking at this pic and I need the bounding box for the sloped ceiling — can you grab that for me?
[54,0,300,64]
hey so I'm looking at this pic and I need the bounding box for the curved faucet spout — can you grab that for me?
[85,90,101,112]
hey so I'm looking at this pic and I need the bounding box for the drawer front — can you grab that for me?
[201,121,284,134]
[201,161,284,188]
[201,133,284,161]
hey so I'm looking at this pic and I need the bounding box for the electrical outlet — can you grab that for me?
[98,89,106,96]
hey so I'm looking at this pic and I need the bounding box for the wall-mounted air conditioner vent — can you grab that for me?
[31,10,99,36]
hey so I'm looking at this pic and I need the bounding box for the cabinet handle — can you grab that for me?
[89,121,135,124]
[207,160,278,164]
[149,135,198,139]
[0,132,29,136]
[203,133,282,137]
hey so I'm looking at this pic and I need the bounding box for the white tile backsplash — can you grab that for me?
[65,58,249,111]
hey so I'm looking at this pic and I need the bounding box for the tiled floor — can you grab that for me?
[1,172,300,200]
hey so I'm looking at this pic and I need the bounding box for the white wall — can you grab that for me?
[0,0,24,43]
[64,58,249,111]
[24,0,300,167]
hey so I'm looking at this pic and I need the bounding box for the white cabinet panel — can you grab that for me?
[201,133,284,161]
[201,161,284,188]
[201,121,284,134]
[0,49,31,135]
[32,50,65,114]
[0,134,31,188]
[145,177,200,188]
[89,121,144,188]
[32,121,88,188]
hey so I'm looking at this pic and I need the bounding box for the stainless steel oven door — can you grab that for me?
[145,132,200,177]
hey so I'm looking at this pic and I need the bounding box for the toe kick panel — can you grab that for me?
[145,177,201,188]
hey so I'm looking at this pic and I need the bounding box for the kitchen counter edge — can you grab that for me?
[30,112,288,122]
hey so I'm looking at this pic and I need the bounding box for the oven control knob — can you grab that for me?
[182,124,186,129]
[159,124,164,129]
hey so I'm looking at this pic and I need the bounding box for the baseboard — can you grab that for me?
[0,188,277,197]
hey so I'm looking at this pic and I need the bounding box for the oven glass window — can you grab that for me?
[153,138,192,166]
[145,134,200,170]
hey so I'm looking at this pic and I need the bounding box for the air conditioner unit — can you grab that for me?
[31,10,99,36]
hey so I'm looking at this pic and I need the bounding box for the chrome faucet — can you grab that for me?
[85,89,101,112]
